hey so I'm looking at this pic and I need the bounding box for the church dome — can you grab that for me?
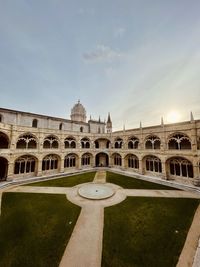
[71,100,87,122]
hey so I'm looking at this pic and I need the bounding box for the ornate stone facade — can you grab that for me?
[0,102,200,187]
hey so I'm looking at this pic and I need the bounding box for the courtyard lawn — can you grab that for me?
[102,197,199,267]
[107,171,176,189]
[27,171,96,187]
[0,193,80,267]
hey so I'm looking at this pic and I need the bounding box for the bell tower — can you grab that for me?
[106,112,112,133]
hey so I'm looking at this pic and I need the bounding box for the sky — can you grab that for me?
[0,0,200,131]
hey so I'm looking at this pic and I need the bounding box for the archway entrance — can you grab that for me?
[0,157,8,181]
[95,153,109,167]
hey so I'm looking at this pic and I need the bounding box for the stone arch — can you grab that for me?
[94,138,110,149]
[168,133,191,150]
[111,153,122,166]
[16,133,37,149]
[167,156,193,178]
[81,152,93,167]
[127,136,139,149]
[65,136,76,149]
[0,131,9,149]
[95,152,109,167]
[125,154,139,169]
[143,155,162,173]
[114,137,123,149]
[43,135,59,149]
[32,119,38,128]
[145,135,161,149]
[81,137,90,149]
[42,154,60,172]
[0,157,8,180]
[64,153,78,168]
[14,155,38,176]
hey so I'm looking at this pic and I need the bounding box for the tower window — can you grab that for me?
[32,119,38,128]
[59,123,63,130]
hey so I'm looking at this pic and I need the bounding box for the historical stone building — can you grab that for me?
[0,101,200,187]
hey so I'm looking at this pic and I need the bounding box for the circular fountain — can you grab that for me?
[78,183,115,200]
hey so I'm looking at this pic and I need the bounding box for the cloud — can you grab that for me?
[114,27,126,38]
[83,45,122,62]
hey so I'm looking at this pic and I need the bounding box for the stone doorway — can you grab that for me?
[0,157,8,181]
[95,153,109,167]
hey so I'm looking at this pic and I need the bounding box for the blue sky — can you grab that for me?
[0,0,200,130]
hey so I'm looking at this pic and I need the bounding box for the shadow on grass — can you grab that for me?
[27,171,96,187]
[0,193,81,267]
[102,197,199,267]
[107,171,177,190]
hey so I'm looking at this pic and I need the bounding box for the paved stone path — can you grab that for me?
[177,205,200,267]
[59,205,104,267]
[93,170,106,183]
[1,170,200,267]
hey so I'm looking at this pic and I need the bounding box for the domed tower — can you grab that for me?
[106,112,112,133]
[71,100,87,122]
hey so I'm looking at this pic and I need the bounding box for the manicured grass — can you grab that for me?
[28,171,96,187]
[102,197,199,267]
[0,193,80,267]
[107,172,176,189]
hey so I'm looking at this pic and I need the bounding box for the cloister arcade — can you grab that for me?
[168,133,192,150]
[0,127,200,185]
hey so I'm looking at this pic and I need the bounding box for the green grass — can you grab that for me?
[102,197,199,267]
[28,171,96,187]
[0,193,81,267]
[107,172,176,189]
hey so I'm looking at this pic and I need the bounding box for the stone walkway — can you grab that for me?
[59,205,104,267]
[1,170,200,267]
[93,170,106,183]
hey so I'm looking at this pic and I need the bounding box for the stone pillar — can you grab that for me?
[193,162,200,186]
[139,159,145,175]
[121,157,125,170]
[161,161,167,180]
[78,157,82,169]
[7,160,14,181]
[60,156,65,173]
[37,160,43,177]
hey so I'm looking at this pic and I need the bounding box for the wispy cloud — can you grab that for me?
[83,45,122,62]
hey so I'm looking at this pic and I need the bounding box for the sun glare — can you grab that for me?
[166,111,181,123]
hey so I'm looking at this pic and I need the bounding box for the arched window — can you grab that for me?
[43,135,59,149]
[126,154,139,169]
[32,119,38,128]
[168,133,191,150]
[114,138,123,149]
[113,153,122,166]
[128,137,139,149]
[145,135,161,149]
[81,153,91,166]
[64,137,76,149]
[169,157,193,178]
[14,155,36,174]
[81,137,90,149]
[64,154,77,168]
[16,134,37,149]
[80,126,83,132]
[145,156,162,173]
[42,154,59,171]
[59,123,63,130]
[95,140,99,149]
[0,132,9,149]
[0,114,2,123]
